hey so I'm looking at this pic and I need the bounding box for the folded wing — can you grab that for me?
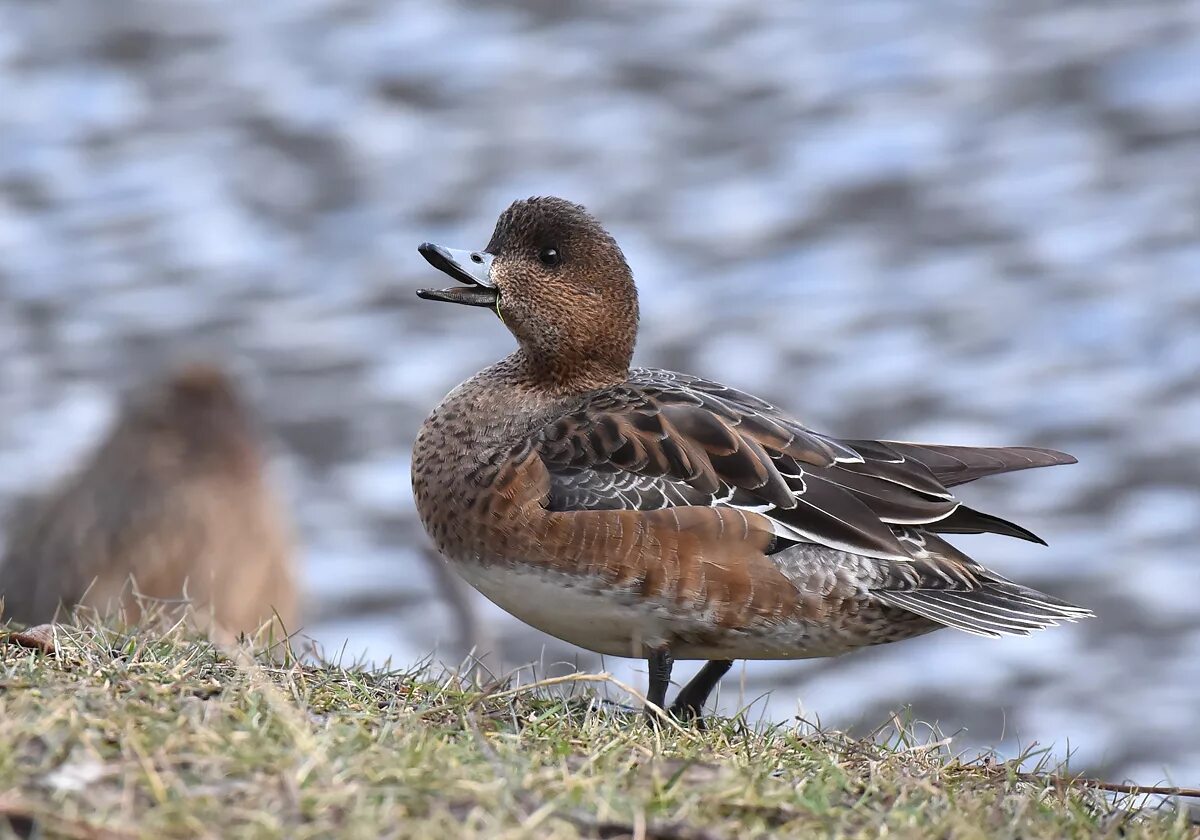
[535,369,1075,563]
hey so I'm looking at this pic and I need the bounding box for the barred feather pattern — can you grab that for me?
[413,362,1091,653]
[533,369,1091,638]
[871,529,1093,637]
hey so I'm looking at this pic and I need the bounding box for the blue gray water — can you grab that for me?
[1,0,1198,785]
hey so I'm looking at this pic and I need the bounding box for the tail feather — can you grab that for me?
[874,591,1028,637]
[980,573,1095,616]
[874,577,1094,638]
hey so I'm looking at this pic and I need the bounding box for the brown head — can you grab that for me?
[417,197,639,391]
[121,364,260,475]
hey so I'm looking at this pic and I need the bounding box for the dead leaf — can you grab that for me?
[3,624,58,654]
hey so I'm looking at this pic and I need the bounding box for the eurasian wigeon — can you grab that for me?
[412,196,1091,722]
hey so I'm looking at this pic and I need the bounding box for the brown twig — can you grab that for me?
[813,719,1200,802]
[1020,773,1200,800]
[959,757,1200,800]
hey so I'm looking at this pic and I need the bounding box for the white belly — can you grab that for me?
[457,563,669,657]
[451,561,873,660]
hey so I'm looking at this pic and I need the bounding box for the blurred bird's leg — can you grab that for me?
[669,659,734,725]
[420,546,496,675]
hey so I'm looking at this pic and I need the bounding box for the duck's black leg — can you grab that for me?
[645,647,674,722]
[669,659,734,723]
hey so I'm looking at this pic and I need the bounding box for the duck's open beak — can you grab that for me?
[416,243,499,308]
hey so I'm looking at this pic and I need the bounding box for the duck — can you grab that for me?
[0,364,299,643]
[411,196,1092,723]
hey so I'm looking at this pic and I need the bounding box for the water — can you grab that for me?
[1,0,1198,784]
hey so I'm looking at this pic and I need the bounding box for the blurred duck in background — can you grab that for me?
[0,364,298,643]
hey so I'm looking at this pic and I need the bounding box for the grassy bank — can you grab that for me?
[0,623,1192,839]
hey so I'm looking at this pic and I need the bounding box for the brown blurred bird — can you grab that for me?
[412,196,1092,723]
[0,364,298,642]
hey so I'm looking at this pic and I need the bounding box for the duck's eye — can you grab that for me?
[538,246,561,267]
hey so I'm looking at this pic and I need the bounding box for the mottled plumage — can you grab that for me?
[412,196,1091,721]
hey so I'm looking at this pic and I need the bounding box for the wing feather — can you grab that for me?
[866,441,1077,487]
[535,369,1076,562]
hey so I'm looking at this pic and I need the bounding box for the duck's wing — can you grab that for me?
[836,439,1076,545]
[851,440,1077,488]
[535,369,1074,563]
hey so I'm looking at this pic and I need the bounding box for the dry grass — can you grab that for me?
[0,621,1194,839]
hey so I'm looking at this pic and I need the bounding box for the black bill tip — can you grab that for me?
[417,243,467,284]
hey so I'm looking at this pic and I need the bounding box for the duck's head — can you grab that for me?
[418,196,639,390]
[124,364,257,467]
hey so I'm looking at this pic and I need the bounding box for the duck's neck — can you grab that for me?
[508,348,631,396]
[432,350,632,458]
